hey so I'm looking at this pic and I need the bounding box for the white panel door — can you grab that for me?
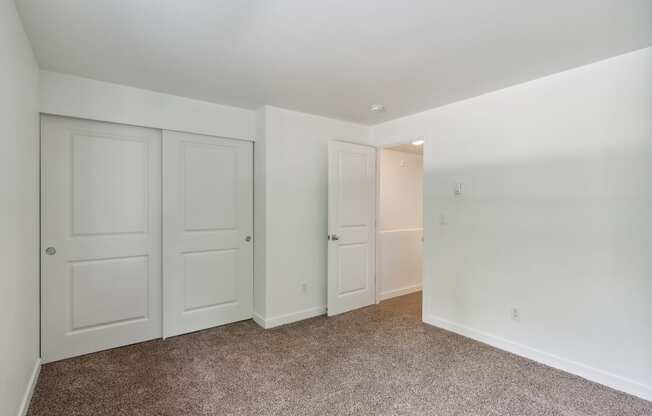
[163,131,253,338]
[327,141,376,316]
[41,115,162,363]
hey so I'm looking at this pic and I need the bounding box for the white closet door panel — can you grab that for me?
[163,131,253,338]
[41,115,162,363]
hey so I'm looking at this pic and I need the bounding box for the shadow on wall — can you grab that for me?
[423,140,652,387]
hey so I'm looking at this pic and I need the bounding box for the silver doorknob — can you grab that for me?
[331,234,340,241]
[45,247,56,256]
[245,236,252,242]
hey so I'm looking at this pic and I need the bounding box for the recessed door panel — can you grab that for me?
[70,256,149,331]
[41,115,162,362]
[163,131,253,337]
[183,144,237,231]
[183,249,238,312]
[339,152,370,227]
[338,244,369,295]
[72,135,148,235]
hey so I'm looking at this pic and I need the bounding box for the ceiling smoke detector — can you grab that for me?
[369,104,385,112]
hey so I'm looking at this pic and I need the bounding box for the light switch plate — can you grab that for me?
[454,182,464,197]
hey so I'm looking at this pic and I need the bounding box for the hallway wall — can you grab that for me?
[377,149,423,300]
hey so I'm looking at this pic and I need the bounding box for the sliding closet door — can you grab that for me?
[41,116,162,362]
[163,131,253,338]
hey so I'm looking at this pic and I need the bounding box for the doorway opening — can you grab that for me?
[326,139,423,318]
[376,142,424,313]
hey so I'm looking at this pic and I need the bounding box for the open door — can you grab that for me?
[327,141,376,316]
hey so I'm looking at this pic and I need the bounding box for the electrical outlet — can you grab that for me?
[301,282,308,293]
[511,307,520,321]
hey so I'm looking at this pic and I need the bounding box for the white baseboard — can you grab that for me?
[253,306,326,329]
[379,285,422,301]
[18,358,41,416]
[423,314,652,402]
[252,312,267,329]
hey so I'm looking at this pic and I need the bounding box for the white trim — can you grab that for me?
[374,149,382,305]
[17,358,41,416]
[39,71,255,141]
[253,306,326,329]
[423,314,652,402]
[377,227,424,234]
[252,312,267,329]
[379,285,422,301]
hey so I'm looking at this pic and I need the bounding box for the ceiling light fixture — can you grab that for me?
[412,139,424,146]
[369,104,385,112]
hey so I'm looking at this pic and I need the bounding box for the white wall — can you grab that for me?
[377,149,423,300]
[40,70,255,141]
[254,106,371,327]
[0,1,41,415]
[372,47,652,400]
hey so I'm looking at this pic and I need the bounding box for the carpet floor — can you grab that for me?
[28,293,651,416]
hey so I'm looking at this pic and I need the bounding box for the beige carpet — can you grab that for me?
[28,293,651,415]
